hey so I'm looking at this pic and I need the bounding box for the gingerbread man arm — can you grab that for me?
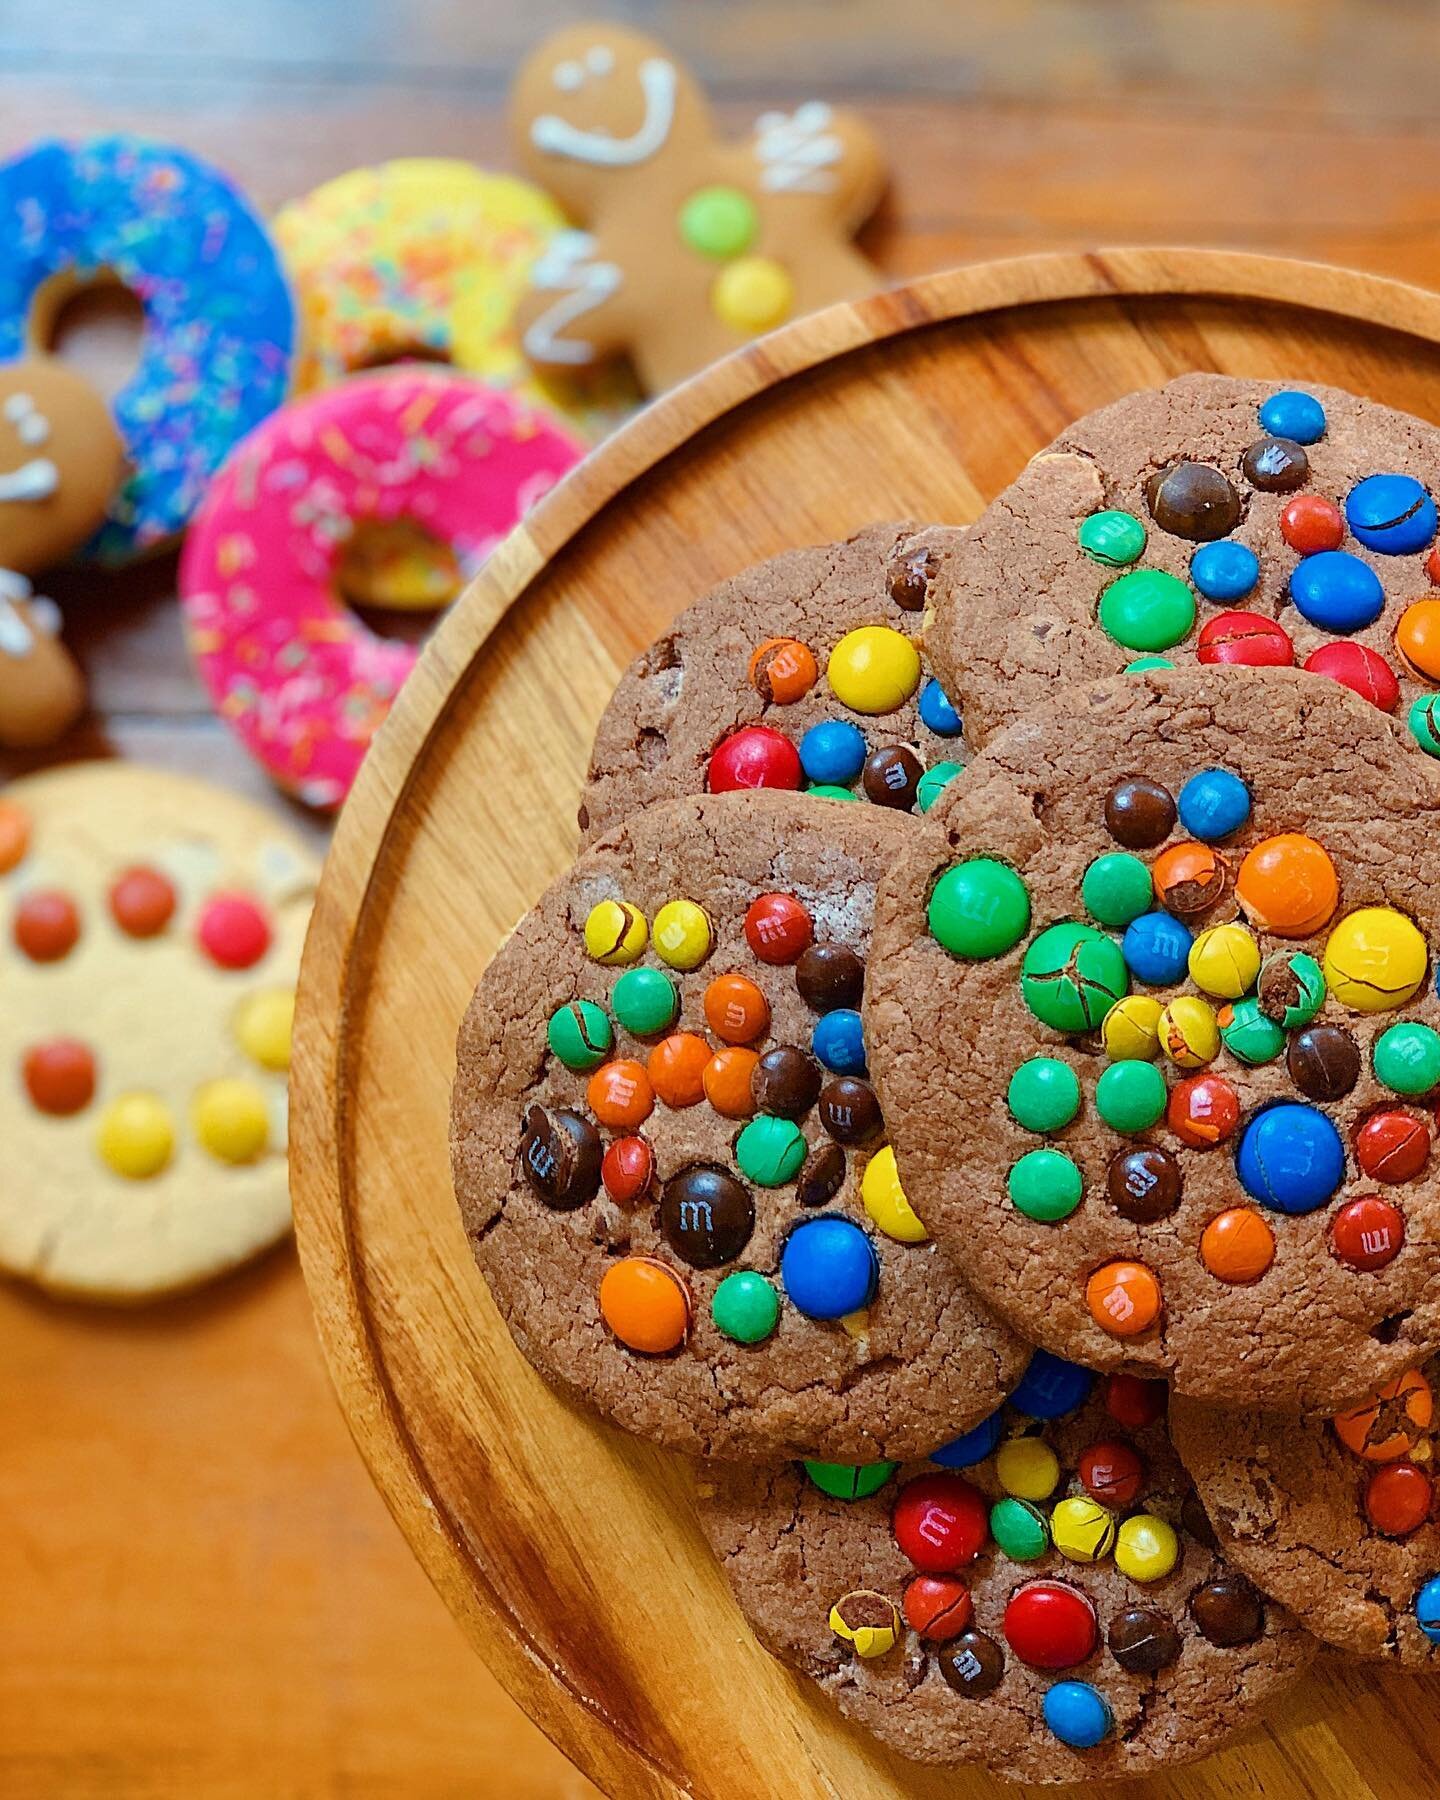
[514,230,636,374]
[0,573,85,748]
[749,101,886,231]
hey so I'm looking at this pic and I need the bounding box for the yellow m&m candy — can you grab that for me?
[1323,907,1427,1013]
[711,256,794,334]
[995,1436,1061,1502]
[1187,923,1261,1000]
[234,989,295,1072]
[1102,994,1163,1061]
[829,1589,900,1658]
[1158,995,1219,1069]
[861,1145,928,1243]
[1050,1495,1118,1563]
[583,899,648,965]
[1114,1513,1179,1583]
[827,627,922,715]
[97,1093,175,1179]
[193,1079,270,1165]
[652,899,712,970]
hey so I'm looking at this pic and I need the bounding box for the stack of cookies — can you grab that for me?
[450,375,1440,1783]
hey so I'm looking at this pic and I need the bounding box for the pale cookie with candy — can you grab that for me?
[509,24,884,394]
[451,790,1026,1462]
[0,764,315,1302]
[867,665,1440,1414]
[0,359,125,747]
[579,521,968,843]
[700,1357,1315,1783]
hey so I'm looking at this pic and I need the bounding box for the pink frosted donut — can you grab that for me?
[180,371,583,808]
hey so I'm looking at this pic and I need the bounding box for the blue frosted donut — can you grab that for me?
[0,136,295,562]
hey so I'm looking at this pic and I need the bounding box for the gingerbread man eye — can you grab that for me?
[552,59,584,93]
[585,45,614,75]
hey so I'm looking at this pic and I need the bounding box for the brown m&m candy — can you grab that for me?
[1145,462,1241,541]
[1107,1605,1181,1674]
[861,745,921,811]
[937,1628,1005,1697]
[1103,777,1175,849]
[795,944,864,1013]
[660,1164,755,1267]
[14,888,80,961]
[1106,1147,1182,1223]
[817,1077,883,1146]
[1241,436,1309,493]
[108,865,177,938]
[22,1037,97,1115]
[797,1141,846,1208]
[887,547,932,611]
[751,1044,821,1118]
[518,1104,601,1209]
[1191,1574,1264,1647]
[1287,1025,1360,1101]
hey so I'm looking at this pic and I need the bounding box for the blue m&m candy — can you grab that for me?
[1178,769,1252,842]
[931,1409,1004,1468]
[1258,391,1326,445]
[1123,911,1193,986]
[1009,1349,1094,1419]
[1236,1103,1345,1215]
[1190,540,1259,602]
[1346,474,1438,555]
[781,1216,878,1318]
[1415,1575,1440,1643]
[799,719,866,786]
[918,677,962,738]
[1289,551,1385,633]
[813,1008,866,1075]
[1043,1681,1113,1749]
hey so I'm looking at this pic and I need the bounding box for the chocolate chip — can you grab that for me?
[818,1077,883,1145]
[1145,461,1241,541]
[1108,1606,1181,1674]
[1107,1147,1182,1223]
[660,1165,756,1268]
[1287,1025,1360,1101]
[796,944,865,1012]
[1103,777,1176,848]
[1241,436,1309,493]
[937,1629,1005,1697]
[888,547,932,611]
[752,1045,822,1118]
[797,1140,846,1207]
[862,745,922,810]
[518,1105,601,1210]
[1191,1574,1264,1646]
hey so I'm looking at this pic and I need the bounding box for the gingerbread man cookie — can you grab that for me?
[0,359,125,747]
[509,25,885,393]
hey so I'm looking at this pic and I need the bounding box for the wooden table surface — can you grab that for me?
[6,3,1440,1792]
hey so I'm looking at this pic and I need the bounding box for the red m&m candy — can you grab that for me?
[14,889,80,962]
[1331,1195,1405,1272]
[1303,642,1400,713]
[1280,493,1344,554]
[1003,1579,1098,1669]
[1078,1438,1145,1508]
[1103,1371,1167,1430]
[707,726,802,795]
[1197,611,1293,667]
[22,1037,97,1115]
[1355,1109,1430,1184]
[892,1473,988,1572]
[601,1135,654,1204]
[109,865,177,937]
[902,1574,974,1642]
[743,892,812,964]
[197,893,272,970]
[1364,1461,1434,1537]
[1167,1074,1240,1148]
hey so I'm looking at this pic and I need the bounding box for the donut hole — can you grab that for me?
[30,270,144,401]
[335,518,463,627]
[349,338,453,374]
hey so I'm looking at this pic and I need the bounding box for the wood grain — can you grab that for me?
[292,249,1440,1800]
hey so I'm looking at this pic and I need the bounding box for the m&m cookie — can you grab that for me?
[450,791,1026,1461]
[0,765,315,1300]
[578,522,968,843]
[930,374,1440,759]
[699,1358,1314,1781]
[866,666,1440,1410]
[1173,1362,1440,1664]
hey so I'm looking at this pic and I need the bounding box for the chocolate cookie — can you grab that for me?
[928,374,1440,757]
[699,1355,1315,1782]
[866,665,1440,1412]
[578,521,967,842]
[1172,1360,1440,1663]
[451,790,1026,1461]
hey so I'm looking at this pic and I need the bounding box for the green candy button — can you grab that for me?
[1020,923,1129,1032]
[611,965,678,1035]
[1007,1147,1083,1222]
[736,1114,807,1186]
[804,1458,898,1501]
[1374,1022,1440,1096]
[1081,852,1154,928]
[928,858,1031,959]
[1220,995,1285,1066]
[990,1496,1050,1561]
[916,760,965,815]
[546,999,614,1071]
[679,184,758,258]
[1007,1057,1081,1133]
[1098,569,1197,652]
[711,1270,781,1343]
[1078,509,1146,568]
[1095,1059,1167,1134]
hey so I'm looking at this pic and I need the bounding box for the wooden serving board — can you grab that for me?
[291,250,1440,1800]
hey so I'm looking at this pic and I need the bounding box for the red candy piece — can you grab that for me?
[1303,642,1400,714]
[14,889,80,962]
[1364,1461,1434,1537]
[1078,1438,1145,1508]
[22,1038,96,1115]
[1167,1073,1240,1148]
[892,1473,989,1573]
[196,893,272,970]
[902,1574,974,1642]
[1280,493,1344,554]
[743,892,813,965]
[601,1135,654,1205]
[1331,1195,1405,1272]
[707,726,802,795]
[1355,1110,1430,1184]
[108,865,177,937]
[1103,1371,1167,1430]
[1428,545,1440,586]
[1197,611,1294,668]
[1003,1579,1098,1670]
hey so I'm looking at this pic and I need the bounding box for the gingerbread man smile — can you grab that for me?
[531,49,678,168]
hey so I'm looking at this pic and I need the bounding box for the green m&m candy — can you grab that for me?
[928,858,1030,959]
[1098,569,1196,652]
[711,1270,781,1343]
[1095,1060,1167,1134]
[1257,951,1326,1028]
[1124,655,1176,674]
[1410,692,1440,756]
[807,783,861,802]
[546,999,613,1070]
[1021,923,1129,1032]
[1007,1057,1082,1133]
[804,1458,898,1501]
[736,1114,807,1186]
[990,1496,1050,1562]
[1219,995,1285,1065]
[611,965,679,1035]
[1374,1022,1440,1096]
[678,185,758,259]
[1081,852,1154,928]
[1078,509,1146,569]
[1007,1148,1083,1222]
[916,760,965,815]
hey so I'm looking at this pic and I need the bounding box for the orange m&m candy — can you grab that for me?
[703,973,770,1044]
[703,1046,760,1118]
[1236,834,1338,937]
[1200,1207,1275,1284]
[1334,1368,1434,1461]
[1364,1461,1434,1537]
[14,888,80,961]
[586,1059,654,1129]
[1086,1261,1162,1338]
[1151,842,1229,921]
[0,800,31,873]
[749,637,819,705]
[1396,598,1440,682]
[599,1255,692,1353]
[647,1032,711,1108]
[109,865,177,937]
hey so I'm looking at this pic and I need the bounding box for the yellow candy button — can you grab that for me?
[1050,1495,1118,1563]
[1101,994,1163,1062]
[711,256,794,335]
[861,1145,928,1243]
[234,989,295,1072]
[193,1078,270,1165]
[827,627,923,715]
[1114,1512,1179,1583]
[652,899,712,970]
[97,1093,175,1180]
[1323,906,1427,1013]
[995,1436,1061,1502]
[583,899,648,966]
[1187,922,1261,1001]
